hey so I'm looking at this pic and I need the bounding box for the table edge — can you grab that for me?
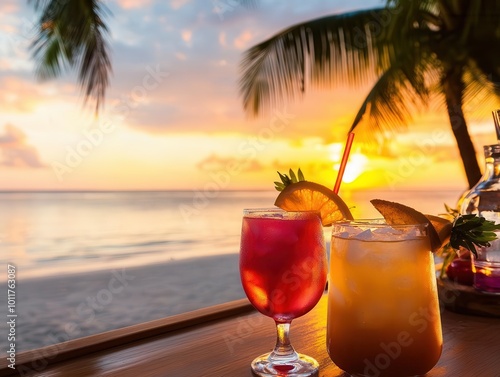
[0,298,254,376]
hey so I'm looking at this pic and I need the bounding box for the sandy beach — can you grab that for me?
[1,254,244,352]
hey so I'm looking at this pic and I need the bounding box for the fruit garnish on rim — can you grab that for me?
[370,198,500,256]
[370,199,442,252]
[273,169,353,226]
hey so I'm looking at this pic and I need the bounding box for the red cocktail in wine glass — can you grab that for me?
[240,208,327,377]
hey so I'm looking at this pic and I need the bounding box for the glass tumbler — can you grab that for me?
[327,220,442,377]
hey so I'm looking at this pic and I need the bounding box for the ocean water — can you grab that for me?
[0,189,463,281]
[0,191,275,280]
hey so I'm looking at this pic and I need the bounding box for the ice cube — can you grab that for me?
[346,244,369,264]
[254,222,299,248]
[371,226,406,241]
[372,226,402,235]
[369,249,395,269]
[336,228,362,239]
[356,229,374,241]
[404,227,420,239]
[339,231,351,239]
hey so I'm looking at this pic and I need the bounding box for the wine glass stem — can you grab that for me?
[272,321,296,358]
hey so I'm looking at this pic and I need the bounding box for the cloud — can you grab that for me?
[0,76,78,113]
[234,30,253,49]
[0,124,47,168]
[170,0,191,10]
[219,32,227,47]
[0,1,19,14]
[196,153,263,173]
[271,159,333,175]
[116,0,153,10]
[175,52,187,60]
[181,29,193,46]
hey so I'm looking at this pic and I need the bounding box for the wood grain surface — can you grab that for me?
[1,294,499,377]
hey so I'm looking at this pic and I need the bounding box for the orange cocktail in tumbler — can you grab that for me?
[240,209,327,377]
[327,220,442,377]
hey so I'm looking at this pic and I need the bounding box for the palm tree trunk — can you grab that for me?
[442,69,482,188]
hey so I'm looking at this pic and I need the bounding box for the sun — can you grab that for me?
[334,151,368,184]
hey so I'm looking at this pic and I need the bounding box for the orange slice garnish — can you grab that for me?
[370,199,450,252]
[274,181,353,226]
[425,214,453,245]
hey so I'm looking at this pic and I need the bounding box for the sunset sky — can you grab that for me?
[0,0,498,192]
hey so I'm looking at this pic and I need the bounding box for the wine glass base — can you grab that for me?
[251,352,319,377]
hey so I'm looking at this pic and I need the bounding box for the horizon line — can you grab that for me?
[0,187,463,194]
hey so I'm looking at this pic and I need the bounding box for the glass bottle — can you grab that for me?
[460,144,500,293]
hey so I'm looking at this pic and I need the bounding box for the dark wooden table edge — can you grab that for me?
[0,298,254,376]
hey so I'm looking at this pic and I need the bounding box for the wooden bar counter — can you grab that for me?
[1,294,499,377]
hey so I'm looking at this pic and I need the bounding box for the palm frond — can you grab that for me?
[348,25,440,135]
[461,1,500,95]
[468,39,500,95]
[27,0,51,11]
[30,0,112,113]
[78,25,111,110]
[386,0,439,27]
[461,61,500,117]
[239,8,394,117]
[348,58,433,135]
[38,37,64,79]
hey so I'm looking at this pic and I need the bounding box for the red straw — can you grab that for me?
[333,132,355,194]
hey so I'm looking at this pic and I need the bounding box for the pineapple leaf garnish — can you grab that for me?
[446,214,500,258]
[444,203,459,219]
[274,168,305,191]
[438,243,457,279]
